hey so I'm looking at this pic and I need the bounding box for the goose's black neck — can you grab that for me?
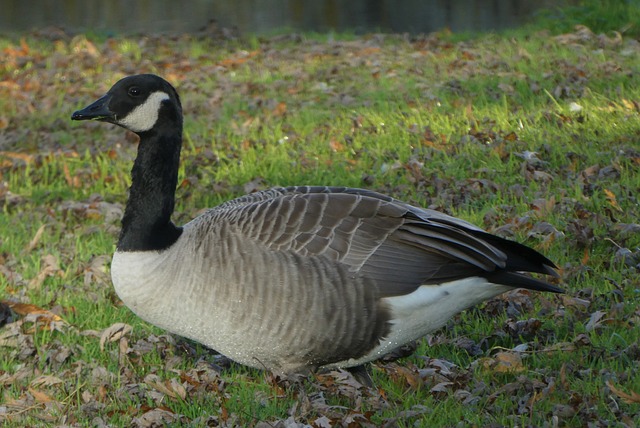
[117,125,184,252]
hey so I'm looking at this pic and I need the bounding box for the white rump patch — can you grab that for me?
[324,277,513,369]
[378,278,510,354]
[118,91,170,132]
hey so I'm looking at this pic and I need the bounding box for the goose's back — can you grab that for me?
[112,187,401,371]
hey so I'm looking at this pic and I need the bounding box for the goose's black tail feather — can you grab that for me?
[472,230,559,276]
[485,270,563,293]
[470,230,563,293]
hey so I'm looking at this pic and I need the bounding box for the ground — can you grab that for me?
[1,15,639,428]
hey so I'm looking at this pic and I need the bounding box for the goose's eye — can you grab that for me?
[128,87,141,97]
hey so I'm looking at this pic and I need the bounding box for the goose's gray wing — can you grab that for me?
[212,186,559,297]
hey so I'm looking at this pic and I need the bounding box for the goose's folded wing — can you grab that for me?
[212,186,558,296]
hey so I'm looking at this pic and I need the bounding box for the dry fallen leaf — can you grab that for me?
[2,301,66,331]
[391,365,423,390]
[132,407,183,428]
[25,224,47,252]
[30,375,64,387]
[606,380,640,404]
[28,254,62,290]
[314,415,333,428]
[430,381,454,394]
[542,334,591,354]
[271,101,287,117]
[329,138,345,152]
[218,49,260,68]
[144,374,187,400]
[585,310,608,332]
[99,323,133,351]
[603,188,623,212]
[83,255,111,287]
[62,161,82,188]
[0,151,34,164]
[28,387,54,404]
[480,351,525,373]
[0,327,20,348]
[560,295,590,309]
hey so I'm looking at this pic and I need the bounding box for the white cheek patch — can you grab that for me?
[118,91,170,132]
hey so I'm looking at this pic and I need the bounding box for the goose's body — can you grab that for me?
[72,74,561,378]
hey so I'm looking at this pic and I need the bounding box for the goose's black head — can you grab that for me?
[71,74,182,134]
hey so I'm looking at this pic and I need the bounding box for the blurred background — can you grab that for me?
[0,0,560,35]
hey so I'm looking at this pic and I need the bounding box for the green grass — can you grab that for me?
[1,13,640,427]
[533,0,640,37]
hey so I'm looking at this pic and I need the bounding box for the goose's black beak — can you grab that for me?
[71,94,114,122]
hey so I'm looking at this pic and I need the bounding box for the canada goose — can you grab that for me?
[71,74,561,384]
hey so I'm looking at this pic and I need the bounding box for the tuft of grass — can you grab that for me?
[533,0,640,37]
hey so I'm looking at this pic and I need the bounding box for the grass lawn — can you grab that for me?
[1,7,640,427]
